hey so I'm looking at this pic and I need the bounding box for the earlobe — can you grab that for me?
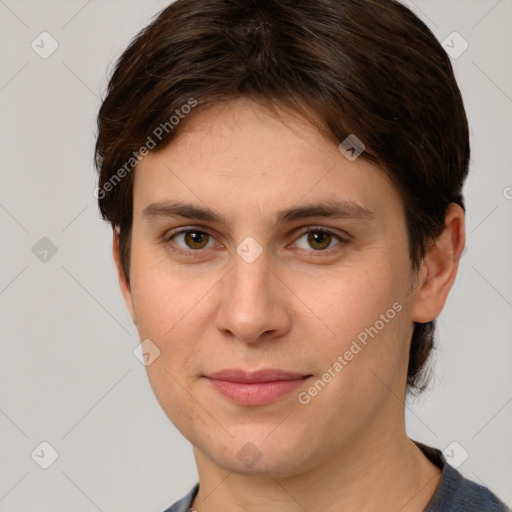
[112,232,137,325]
[410,203,466,323]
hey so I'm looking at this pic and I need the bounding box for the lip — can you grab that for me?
[205,369,312,406]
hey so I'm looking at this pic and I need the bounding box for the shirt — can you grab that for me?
[161,442,511,511]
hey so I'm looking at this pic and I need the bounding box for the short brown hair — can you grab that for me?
[94,0,470,392]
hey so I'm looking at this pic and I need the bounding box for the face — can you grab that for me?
[117,98,426,476]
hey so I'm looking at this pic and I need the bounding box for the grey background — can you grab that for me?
[0,0,511,510]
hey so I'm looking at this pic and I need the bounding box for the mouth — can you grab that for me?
[204,369,313,406]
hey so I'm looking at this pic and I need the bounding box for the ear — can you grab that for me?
[112,231,137,325]
[410,203,466,323]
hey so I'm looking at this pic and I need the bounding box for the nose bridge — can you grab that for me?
[229,231,271,304]
[229,248,272,315]
[216,245,289,342]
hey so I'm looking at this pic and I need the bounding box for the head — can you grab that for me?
[95,0,468,475]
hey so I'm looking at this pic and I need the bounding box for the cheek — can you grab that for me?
[128,240,198,339]
[145,361,209,442]
[308,265,400,338]
[131,272,205,363]
[302,262,410,388]
[129,266,209,431]
[128,246,220,387]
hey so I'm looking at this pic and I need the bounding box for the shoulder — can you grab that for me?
[416,442,511,512]
[161,483,199,512]
[425,463,510,511]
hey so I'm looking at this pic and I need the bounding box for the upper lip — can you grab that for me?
[206,369,311,383]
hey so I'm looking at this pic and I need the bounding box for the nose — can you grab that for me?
[215,249,292,344]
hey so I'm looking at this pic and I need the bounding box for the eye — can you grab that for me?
[292,228,347,252]
[165,228,217,253]
[163,226,349,257]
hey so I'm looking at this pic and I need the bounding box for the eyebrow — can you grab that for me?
[141,199,376,227]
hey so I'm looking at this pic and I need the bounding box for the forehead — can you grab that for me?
[133,98,404,226]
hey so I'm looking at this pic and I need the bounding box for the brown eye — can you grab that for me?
[168,229,214,251]
[294,228,346,252]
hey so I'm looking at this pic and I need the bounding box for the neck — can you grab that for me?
[190,415,441,512]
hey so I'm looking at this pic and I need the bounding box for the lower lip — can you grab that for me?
[207,377,310,406]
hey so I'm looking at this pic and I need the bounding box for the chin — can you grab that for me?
[199,429,318,477]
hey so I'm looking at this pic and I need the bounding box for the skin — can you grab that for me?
[113,98,465,511]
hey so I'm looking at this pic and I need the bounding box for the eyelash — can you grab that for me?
[163,226,350,257]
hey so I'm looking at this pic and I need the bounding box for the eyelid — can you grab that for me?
[163,225,218,242]
[292,225,350,241]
